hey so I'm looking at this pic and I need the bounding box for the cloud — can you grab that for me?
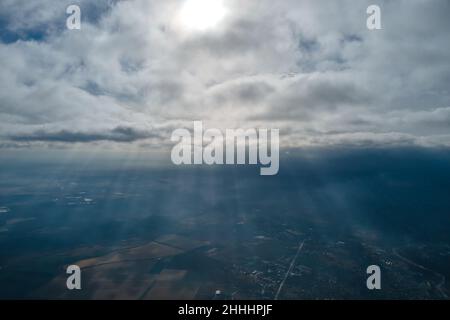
[0,0,450,149]
[9,126,162,143]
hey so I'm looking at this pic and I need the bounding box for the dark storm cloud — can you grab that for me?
[10,126,162,143]
[271,76,371,117]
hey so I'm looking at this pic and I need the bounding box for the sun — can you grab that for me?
[178,0,227,32]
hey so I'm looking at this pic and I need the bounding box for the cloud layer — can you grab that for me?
[1,0,450,149]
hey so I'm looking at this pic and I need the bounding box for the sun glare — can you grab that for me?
[178,0,227,31]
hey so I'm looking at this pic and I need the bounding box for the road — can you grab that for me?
[393,247,448,299]
[274,239,306,300]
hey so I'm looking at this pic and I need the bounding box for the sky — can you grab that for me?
[0,0,450,152]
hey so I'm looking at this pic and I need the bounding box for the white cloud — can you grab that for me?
[1,0,450,150]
